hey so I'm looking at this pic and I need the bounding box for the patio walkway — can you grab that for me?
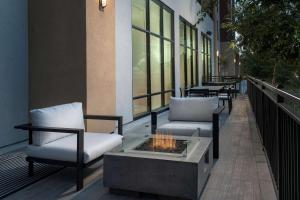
[201,95,277,200]
[5,95,277,200]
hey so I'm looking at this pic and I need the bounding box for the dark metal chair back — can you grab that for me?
[180,87,190,97]
[188,89,209,97]
[219,87,232,97]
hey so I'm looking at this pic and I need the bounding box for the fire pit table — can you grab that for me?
[103,135,213,200]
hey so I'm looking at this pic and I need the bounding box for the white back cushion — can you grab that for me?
[30,102,85,146]
[168,97,219,122]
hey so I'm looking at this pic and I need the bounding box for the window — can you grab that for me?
[201,33,212,82]
[179,17,199,89]
[132,0,174,118]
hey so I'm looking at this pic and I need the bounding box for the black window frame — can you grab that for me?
[132,0,175,119]
[179,16,199,89]
[201,32,212,82]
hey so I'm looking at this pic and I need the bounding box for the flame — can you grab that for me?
[152,132,176,150]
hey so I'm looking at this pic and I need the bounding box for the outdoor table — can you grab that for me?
[202,81,238,98]
[202,81,237,86]
[189,85,224,93]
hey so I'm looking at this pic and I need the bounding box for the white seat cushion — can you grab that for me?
[26,132,123,163]
[168,97,218,122]
[157,121,213,137]
[30,102,85,146]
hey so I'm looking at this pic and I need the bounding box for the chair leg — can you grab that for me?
[76,166,84,191]
[223,100,225,106]
[229,99,233,114]
[28,161,34,177]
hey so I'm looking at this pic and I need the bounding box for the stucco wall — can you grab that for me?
[86,0,116,132]
[28,0,116,133]
[115,0,133,124]
[115,0,215,123]
[0,0,28,147]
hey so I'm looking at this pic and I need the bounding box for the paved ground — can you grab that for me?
[5,95,277,200]
[200,95,277,200]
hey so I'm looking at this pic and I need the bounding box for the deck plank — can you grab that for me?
[201,96,276,200]
[5,95,277,200]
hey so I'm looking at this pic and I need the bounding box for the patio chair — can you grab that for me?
[188,89,210,97]
[218,88,233,114]
[180,87,190,97]
[15,102,123,191]
[151,97,224,159]
[224,83,238,98]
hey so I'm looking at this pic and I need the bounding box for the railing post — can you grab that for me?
[277,95,284,104]
[276,91,284,200]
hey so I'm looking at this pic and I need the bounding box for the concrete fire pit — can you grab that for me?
[103,136,213,200]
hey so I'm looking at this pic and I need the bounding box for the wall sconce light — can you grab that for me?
[216,50,219,57]
[234,58,236,64]
[99,0,107,11]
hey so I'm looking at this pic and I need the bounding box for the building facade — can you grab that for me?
[219,0,239,76]
[116,0,220,123]
[0,0,222,147]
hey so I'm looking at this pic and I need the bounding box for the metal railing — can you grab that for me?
[247,76,300,200]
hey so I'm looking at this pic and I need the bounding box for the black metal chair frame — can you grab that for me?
[218,88,233,114]
[15,115,123,191]
[180,87,190,97]
[185,87,232,114]
[188,89,210,97]
[151,106,224,159]
[203,81,240,99]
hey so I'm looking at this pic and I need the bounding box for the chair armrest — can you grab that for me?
[212,106,224,159]
[212,106,225,136]
[151,107,170,134]
[15,123,84,164]
[84,115,123,135]
[14,123,84,134]
[213,106,225,115]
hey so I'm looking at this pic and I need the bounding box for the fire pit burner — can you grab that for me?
[135,138,188,154]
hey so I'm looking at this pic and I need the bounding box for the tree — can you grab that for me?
[195,0,217,24]
[225,0,300,86]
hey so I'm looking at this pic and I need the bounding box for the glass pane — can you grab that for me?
[164,41,172,91]
[206,54,209,81]
[202,52,206,81]
[193,50,197,85]
[208,39,211,56]
[133,98,148,116]
[187,48,192,87]
[132,0,146,29]
[192,29,197,49]
[186,25,191,47]
[132,29,147,97]
[180,21,185,45]
[150,1,160,34]
[180,46,185,89]
[208,55,211,79]
[152,94,161,110]
[164,92,172,105]
[202,36,206,53]
[163,10,171,39]
[150,36,161,93]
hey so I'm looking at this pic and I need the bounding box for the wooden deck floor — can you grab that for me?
[5,95,277,200]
